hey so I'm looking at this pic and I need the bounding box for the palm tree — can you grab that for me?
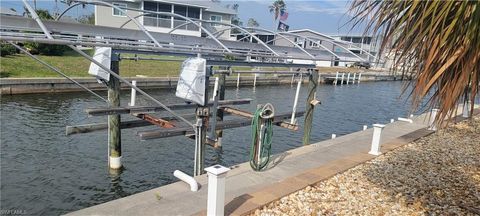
[349,1,480,125]
[247,18,259,28]
[268,0,286,30]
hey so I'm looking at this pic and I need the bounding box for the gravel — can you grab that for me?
[252,116,480,216]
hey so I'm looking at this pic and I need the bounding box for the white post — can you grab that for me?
[363,125,368,131]
[369,124,385,155]
[428,108,439,131]
[129,80,137,106]
[341,73,345,85]
[358,73,362,83]
[290,74,295,86]
[346,73,351,84]
[462,100,471,118]
[390,119,394,123]
[236,73,240,88]
[334,72,339,85]
[253,73,257,87]
[331,134,336,139]
[290,77,302,124]
[205,165,231,216]
[212,77,219,101]
[352,73,356,84]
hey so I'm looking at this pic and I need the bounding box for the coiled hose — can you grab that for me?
[249,104,274,171]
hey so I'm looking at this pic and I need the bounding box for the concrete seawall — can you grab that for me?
[1,72,399,95]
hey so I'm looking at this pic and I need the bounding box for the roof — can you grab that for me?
[0,7,19,16]
[148,0,236,14]
[288,29,350,45]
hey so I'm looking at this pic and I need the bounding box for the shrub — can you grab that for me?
[24,42,68,56]
[0,43,17,57]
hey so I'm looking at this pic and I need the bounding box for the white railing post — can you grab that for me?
[129,80,137,106]
[369,124,385,155]
[428,108,439,131]
[462,100,471,118]
[331,134,336,139]
[363,125,368,131]
[390,119,394,123]
[205,165,231,216]
[334,72,339,85]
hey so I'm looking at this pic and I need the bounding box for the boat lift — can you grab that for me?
[0,0,370,176]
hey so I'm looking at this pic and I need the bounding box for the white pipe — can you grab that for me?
[290,76,302,124]
[369,124,385,155]
[236,73,240,88]
[253,73,257,87]
[173,170,199,192]
[212,77,219,101]
[397,117,413,123]
[130,80,137,106]
[358,73,362,83]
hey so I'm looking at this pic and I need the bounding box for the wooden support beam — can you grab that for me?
[138,111,304,140]
[108,56,122,170]
[132,113,175,128]
[85,99,252,116]
[303,69,320,145]
[66,120,152,135]
[221,107,300,130]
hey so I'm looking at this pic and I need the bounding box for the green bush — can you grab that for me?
[0,43,17,57]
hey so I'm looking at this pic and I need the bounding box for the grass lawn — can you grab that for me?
[0,49,295,78]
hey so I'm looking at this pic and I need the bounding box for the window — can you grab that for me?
[210,15,222,27]
[143,1,200,31]
[112,3,127,17]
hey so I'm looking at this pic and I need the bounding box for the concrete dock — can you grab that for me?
[66,111,452,216]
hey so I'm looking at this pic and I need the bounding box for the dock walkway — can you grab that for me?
[67,114,434,216]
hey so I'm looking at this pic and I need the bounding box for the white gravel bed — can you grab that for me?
[253,116,480,216]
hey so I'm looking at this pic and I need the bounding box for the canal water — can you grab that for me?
[1,81,423,215]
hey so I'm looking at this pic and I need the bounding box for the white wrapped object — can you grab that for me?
[176,57,207,105]
[88,47,112,82]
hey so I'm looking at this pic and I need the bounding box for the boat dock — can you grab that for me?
[67,110,460,216]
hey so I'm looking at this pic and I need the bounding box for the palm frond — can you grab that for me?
[349,0,480,125]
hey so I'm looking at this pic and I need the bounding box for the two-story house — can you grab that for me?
[95,0,236,40]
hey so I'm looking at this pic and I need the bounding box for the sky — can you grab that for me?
[0,0,362,35]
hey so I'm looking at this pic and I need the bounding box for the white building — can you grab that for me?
[95,0,236,40]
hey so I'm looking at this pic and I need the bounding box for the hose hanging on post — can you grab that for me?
[249,103,274,171]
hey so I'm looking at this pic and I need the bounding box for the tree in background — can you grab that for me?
[226,3,242,34]
[247,18,260,28]
[349,1,480,124]
[23,9,68,56]
[268,0,286,31]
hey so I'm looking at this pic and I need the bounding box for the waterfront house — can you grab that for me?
[95,0,236,40]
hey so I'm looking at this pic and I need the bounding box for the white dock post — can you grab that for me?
[352,73,356,84]
[369,124,385,155]
[390,119,394,123]
[211,77,219,101]
[129,80,137,106]
[341,73,345,85]
[253,73,257,87]
[331,134,336,139]
[462,100,471,118]
[346,73,351,84]
[363,125,368,131]
[236,73,240,88]
[205,165,231,216]
[290,76,302,124]
[358,73,362,83]
[334,72,339,85]
[428,108,439,131]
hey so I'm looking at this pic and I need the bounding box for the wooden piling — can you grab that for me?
[108,55,122,170]
[302,69,319,145]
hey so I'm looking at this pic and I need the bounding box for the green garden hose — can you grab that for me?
[249,104,274,171]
